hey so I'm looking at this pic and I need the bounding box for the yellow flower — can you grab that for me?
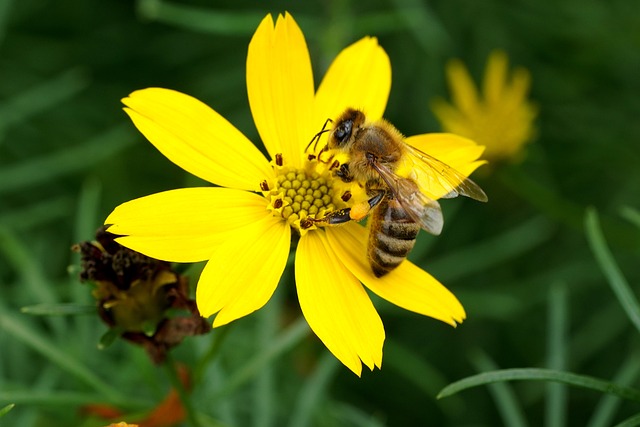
[431,50,537,162]
[105,13,485,375]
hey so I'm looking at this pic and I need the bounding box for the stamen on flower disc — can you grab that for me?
[265,153,350,233]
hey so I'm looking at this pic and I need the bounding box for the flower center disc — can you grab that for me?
[262,155,350,233]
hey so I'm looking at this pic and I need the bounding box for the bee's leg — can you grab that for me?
[335,163,353,183]
[301,190,385,229]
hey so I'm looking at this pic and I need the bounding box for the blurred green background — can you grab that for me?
[1,0,640,426]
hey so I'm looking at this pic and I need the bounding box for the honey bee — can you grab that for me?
[305,108,488,277]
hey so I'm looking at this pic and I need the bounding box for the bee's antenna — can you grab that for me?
[305,118,333,153]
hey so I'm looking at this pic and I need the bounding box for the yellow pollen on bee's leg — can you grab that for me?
[350,200,371,221]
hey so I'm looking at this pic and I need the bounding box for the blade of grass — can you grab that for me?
[0,390,127,406]
[0,227,65,335]
[20,303,95,316]
[497,165,585,229]
[587,353,640,427]
[74,177,103,243]
[0,124,134,194]
[546,282,568,427]
[438,368,640,403]
[327,402,385,427]
[0,404,15,417]
[429,216,554,282]
[453,290,522,320]
[254,285,283,427]
[470,350,528,427]
[613,413,640,427]
[163,354,202,427]
[620,206,640,229]
[388,0,451,54]
[288,353,340,427]
[0,311,136,407]
[585,207,640,334]
[137,0,268,36]
[71,177,104,345]
[571,301,628,368]
[193,324,232,385]
[500,167,640,248]
[215,317,309,398]
[0,197,73,230]
[0,0,12,47]
[384,338,463,414]
[0,68,89,133]
[0,228,58,304]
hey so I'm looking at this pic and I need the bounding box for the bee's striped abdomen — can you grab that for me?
[368,197,420,277]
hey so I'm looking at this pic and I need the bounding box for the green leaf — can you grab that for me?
[438,368,640,403]
[585,207,640,334]
[20,303,96,316]
[136,0,268,36]
[0,404,15,418]
[98,327,123,350]
[620,206,640,229]
[613,413,640,427]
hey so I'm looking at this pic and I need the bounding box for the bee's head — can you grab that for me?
[328,108,366,149]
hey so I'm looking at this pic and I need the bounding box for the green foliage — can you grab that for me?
[1,0,639,426]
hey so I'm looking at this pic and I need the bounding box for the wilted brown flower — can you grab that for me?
[74,226,210,363]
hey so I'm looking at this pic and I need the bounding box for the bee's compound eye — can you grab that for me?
[334,120,353,144]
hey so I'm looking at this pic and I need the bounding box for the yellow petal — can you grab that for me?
[105,188,270,262]
[314,37,391,129]
[246,13,314,168]
[197,216,290,327]
[123,88,273,191]
[326,223,466,326]
[405,133,486,177]
[446,59,480,116]
[507,67,532,102]
[296,230,384,376]
[482,50,508,106]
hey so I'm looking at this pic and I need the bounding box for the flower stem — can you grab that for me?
[194,323,233,385]
[164,353,202,427]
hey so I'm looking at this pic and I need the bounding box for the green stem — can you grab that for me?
[193,323,233,385]
[164,353,202,427]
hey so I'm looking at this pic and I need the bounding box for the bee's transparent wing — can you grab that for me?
[371,162,444,235]
[403,143,488,201]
